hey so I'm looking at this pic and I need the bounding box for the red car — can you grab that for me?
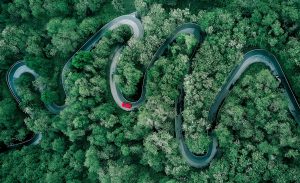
[122,102,132,109]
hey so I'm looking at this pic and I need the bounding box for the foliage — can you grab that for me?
[0,0,300,182]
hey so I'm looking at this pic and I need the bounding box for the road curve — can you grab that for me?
[2,13,143,152]
[6,61,64,114]
[0,133,42,153]
[110,23,218,168]
[208,49,300,125]
[110,24,202,110]
[176,85,218,168]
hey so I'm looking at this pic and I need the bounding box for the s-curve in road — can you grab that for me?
[3,13,143,152]
[110,22,219,168]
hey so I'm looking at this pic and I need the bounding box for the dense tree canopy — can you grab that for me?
[1,0,300,182]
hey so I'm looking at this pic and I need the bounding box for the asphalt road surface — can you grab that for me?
[3,13,300,169]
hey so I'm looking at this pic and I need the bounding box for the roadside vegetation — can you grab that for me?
[0,0,299,182]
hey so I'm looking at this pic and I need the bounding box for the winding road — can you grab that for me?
[2,13,300,169]
[1,13,143,152]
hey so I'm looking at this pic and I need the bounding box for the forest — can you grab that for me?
[0,0,300,182]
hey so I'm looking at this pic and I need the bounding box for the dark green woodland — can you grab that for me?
[0,0,299,182]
